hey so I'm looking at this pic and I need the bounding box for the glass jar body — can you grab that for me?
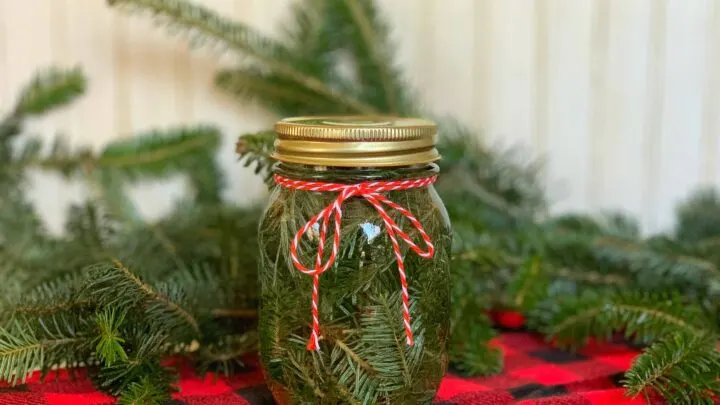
[257,163,452,405]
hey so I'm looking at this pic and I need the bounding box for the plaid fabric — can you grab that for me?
[0,330,655,405]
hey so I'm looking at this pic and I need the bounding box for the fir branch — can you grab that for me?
[342,0,398,111]
[536,291,712,349]
[93,327,177,398]
[1,273,92,321]
[623,332,720,404]
[326,0,413,114]
[235,131,276,184]
[216,69,342,116]
[108,0,377,114]
[0,317,94,384]
[508,256,547,312]
[11,67,86,119]
[594,237,720,296]
[87,261,200,335]
[96,125,220,177]
[117,376,170,405]
[675,187,720,243]
[6,137,94,177]
[449,313,502,376]
[195,332,258,377]
[548,267,630,287]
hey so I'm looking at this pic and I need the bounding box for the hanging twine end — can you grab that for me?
[307,333,320,351]
[406,335,414,346]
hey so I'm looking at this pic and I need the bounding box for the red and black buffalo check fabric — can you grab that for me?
[0,330,654,405]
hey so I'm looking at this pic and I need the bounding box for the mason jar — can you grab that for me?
[257,116,452,404]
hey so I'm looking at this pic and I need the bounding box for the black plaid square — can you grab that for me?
[509,383,569,400]
[0,385,29,393]
[236,384,274,405]
[530,348,589,364]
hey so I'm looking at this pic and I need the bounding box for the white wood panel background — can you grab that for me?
[0,0,718,235]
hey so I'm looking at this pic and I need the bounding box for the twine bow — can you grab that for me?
[274,174,437,351]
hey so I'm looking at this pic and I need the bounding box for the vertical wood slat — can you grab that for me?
[487,0,536,148]
[543,0,594,212]
[429,0,474,119]
[641,1,667,233]
[586,0,610,211]
[112,13,133,136]
[0,0,6,108]
[701,1,720,186]
[614,0,654,218]
[4,0,67,234]
[533,0,549,158]
[654,0,708,232]
[472,0,493,135]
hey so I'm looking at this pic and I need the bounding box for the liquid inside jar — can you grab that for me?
[257,163,452,405]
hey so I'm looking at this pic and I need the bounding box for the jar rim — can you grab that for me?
[273,162,439,183]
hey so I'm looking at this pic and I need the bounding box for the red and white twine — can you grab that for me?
[274,174,437,351]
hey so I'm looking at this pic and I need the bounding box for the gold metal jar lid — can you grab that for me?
[272,116,439,167]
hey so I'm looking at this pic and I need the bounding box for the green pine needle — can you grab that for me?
[324,0,415,114]
[118,376,170,405]
[95,309,129,366]
[675,188,720,243]
[97,356,176,398]
[594,236,720,297]
[0,317,94,385]
[535,291,713,350]
[1,273,91,321]
[85,261,200,336]
[623,332,720,404]
[97,125,221,179]
[0,321,46,384]
[235,131,276,185]
[12,67,86,118]
[215,69,344,116]
[450,313,503,376]
[108,0,376,114]
[507,256,548,312]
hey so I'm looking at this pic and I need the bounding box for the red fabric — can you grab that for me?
[0,330,652,405]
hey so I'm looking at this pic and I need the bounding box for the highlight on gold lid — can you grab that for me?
[272,116,439,167]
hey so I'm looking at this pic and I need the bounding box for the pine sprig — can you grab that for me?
[1,273,91,321]
[108,0,377,114]
[117,376,171,405]
[324,0,415,114]
[594,236,720,297]
[215,69,346,116]
[507,256,548,312]
[0,316,94,384]
[93,324,178,398]
[11,67,86,119]
[449,312,503,376]
[95,309,129,366]
[675,188,720,243]
[535,291,713,349]
[85,261,200,336]
[623,332,720,404]
[96,125,220,180]
[235,131,276,184]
